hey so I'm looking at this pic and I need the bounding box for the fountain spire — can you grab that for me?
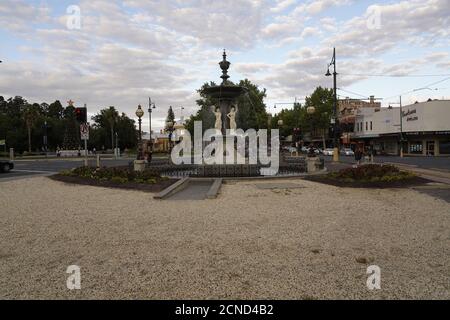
[219,49,230,84]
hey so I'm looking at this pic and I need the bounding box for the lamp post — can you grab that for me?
[135,105,144,160]
[326,47,339,162]
[166,120,174,154]
[277,119,284,152]
[307,106,316,157]
[43,120,48,153]
[148,97,156,159]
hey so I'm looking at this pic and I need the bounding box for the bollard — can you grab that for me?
[96,154,100,168]
[9,148,14,161]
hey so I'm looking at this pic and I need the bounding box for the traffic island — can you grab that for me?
[50,166,177,193]
[303,164,431,188]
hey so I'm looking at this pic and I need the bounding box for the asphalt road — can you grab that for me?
[324,155,450,171]
[1,155,449,182]
[0,158,133,182]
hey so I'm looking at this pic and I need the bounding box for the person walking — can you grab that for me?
[355,147,363,166]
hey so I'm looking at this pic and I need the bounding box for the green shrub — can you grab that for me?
[327,164,415,183]
[110,176,128,184]
[61,166,161,184]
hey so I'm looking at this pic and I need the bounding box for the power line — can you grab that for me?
[339,73,450,78]
[384,76,450,100]
[337,88,370,99]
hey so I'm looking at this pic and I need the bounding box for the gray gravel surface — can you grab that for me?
[0,177,449,299]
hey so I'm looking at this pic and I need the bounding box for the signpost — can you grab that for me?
[80,123,89,166]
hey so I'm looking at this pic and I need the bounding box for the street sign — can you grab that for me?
[80,123,89,140]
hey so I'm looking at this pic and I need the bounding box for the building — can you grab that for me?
[353,100,450,156]
[338,96,381,146]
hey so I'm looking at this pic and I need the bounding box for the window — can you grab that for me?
[410,142,423,154]
[366,122,368,131]
[370,121,373,131]
[439,141,450,155]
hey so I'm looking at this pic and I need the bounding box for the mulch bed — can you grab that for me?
[303,174,432,189]
[49,174,178,193]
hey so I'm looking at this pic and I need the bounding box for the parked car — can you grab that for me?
[286,146,297,153]
[322,148,335,156]
[0,160,14,173]
[303,147,322,155]
[340,148,355,156]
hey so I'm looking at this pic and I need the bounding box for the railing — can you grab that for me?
[147,163,307,178]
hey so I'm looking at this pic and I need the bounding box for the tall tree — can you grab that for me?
[165,106,175,131]
[91,107,136,150]
[22,104,41,152]
[47,100,64,119]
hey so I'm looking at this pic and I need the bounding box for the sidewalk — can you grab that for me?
[385,163,450,185]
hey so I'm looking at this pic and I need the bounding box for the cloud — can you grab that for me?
[1,0,449,129]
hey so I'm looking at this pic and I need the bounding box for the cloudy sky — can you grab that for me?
[0,0,449,130]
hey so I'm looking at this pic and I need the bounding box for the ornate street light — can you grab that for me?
[326,47,339,162]
[307,106,316,115]
[166,120,174,153]
[148,97,156,160]
[135,105,144,160]
[307,106,317,157]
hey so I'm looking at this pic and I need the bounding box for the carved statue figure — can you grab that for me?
[213,107,222,131]
[227,105,237,131]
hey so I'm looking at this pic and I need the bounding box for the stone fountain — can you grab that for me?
[202,50,247,135]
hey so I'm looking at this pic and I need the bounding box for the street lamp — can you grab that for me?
[326,47,339,162]
[307,106,317,157]
[135,105,144,160]
[166,120,174,153]
[148,97,156,160]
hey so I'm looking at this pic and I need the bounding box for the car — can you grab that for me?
[303,146,322,155]
[286,146,297,153]
[340,148,355,156]
[0,160,14,173]
[322,148,335,156]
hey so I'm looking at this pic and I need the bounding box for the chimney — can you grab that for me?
[370,95,375,104]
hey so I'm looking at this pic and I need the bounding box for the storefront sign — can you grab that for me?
[402,109,418,122]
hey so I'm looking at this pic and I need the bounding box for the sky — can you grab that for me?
[0,0,449,130]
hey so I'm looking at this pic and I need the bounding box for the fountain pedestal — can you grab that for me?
[306,157,320,173]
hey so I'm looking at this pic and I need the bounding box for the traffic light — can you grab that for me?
[75,107,87,123]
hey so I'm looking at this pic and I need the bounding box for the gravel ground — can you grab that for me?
[0,176,449,300]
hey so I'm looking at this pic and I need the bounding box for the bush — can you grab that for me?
[328,164,415,183]
[62,166,161,184]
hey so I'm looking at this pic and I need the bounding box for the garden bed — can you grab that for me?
[304,164,431,188]
[49,166,178,193]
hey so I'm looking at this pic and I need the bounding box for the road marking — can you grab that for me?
[12,169,57,174]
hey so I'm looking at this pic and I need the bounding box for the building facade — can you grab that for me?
[338,96,381,146]
[353,100,450,156]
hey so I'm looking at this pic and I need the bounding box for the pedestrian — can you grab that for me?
[355,147,363,166]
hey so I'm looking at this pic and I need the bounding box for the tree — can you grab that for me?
[23,104,41,152]
[91,107,137,150]
[62,103,80,150]
[165,106,175,131]
[47,100,64,119]
[303,87,334,149]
